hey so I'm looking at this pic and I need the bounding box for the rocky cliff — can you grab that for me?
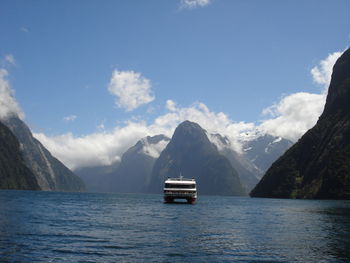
[0,120,39,190]
[3,117,85,192]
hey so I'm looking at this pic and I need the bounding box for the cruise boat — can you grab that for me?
[163,176,197,204]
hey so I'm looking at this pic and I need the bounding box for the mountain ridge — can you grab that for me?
[3,116,86,192]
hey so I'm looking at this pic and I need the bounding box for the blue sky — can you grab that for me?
[0,0,349,169]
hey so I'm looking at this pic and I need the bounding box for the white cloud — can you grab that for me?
[108,70,155,112]
[34,122,153,170]
[141,138,169,159]
[166,99,177,112]
[180,0,212,9]
[258,92,326,141]
[258,49,344,141]
[63,115,77,122]
[20,26,29,33]
[0,68,24,120]
[5,54,16,66]
[311,51,342,89]
[97,122,105,131]
[151,101,255,152]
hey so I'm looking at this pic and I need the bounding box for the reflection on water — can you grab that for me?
[0,190,349,262]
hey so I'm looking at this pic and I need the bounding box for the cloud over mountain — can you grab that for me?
[259,50,344,141]
[0,68,24,120]
[34,101,253,170]
[259,92,326,141]
[108,70,155,111]
[34,122,153,170]
[311,51,343,89]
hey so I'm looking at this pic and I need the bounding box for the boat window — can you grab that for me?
[165,184,196,188]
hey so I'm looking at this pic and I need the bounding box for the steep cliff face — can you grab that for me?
[0,120,39,190]
[149,121,246,196]
[251,48,350,199]
[3,117,85,192]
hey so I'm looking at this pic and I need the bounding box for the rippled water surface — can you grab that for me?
[1,190,350,262]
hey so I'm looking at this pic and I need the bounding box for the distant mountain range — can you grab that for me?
[251,47,350,199]
[243,134,294,179]
[0,112,290,195]
[77,120,292,195]
[209,133,293,192]
[1,116,85,192]
[208,133,260,192]
[76,135,170,193]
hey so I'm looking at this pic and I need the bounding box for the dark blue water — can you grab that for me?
[1,191,350,263]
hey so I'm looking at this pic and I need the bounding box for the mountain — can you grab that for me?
[0,120,39,190]
[75,161,120,193]
[149,121,246,196]
[114,135,170,193]
[251,48,350,199]
[76,135,170,193]
[209,133,260,192]
[209,133,292,192]
[243,134,294,178]
[77,127,291,194]
[3,116,85,192]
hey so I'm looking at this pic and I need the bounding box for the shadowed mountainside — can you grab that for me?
[3,116,85,192]
[0,120,39,190]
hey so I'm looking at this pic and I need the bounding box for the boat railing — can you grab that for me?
[166,177,195,181]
